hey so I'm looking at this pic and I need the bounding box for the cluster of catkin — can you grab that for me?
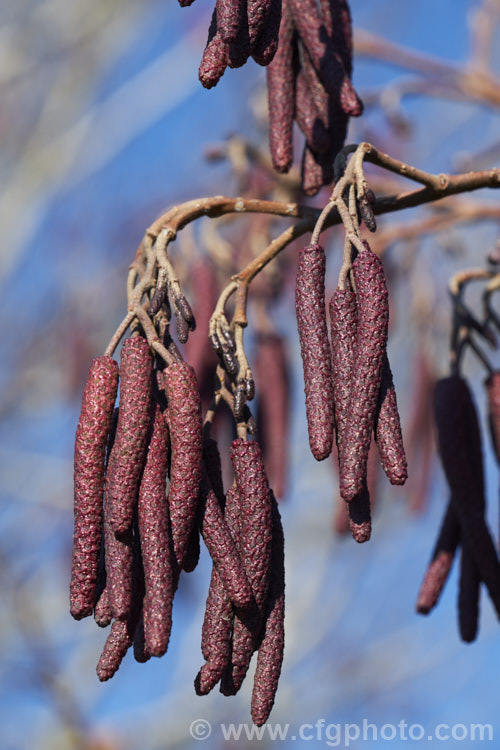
[71,336,284,725]
[180,0,361,195]
[184,0,282,87]
[268,0,363,194]
[416,374,500,641]
[295,241,407,542]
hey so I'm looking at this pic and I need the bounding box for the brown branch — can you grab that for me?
[146,196,318,239]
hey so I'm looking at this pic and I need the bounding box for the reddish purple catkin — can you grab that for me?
[485,372,500,465]
[196,486,240,695]
[295,71,332,154]
[374,355,407,486]
[217,0,244,43]
[164,361,203,569]
[104,488,134,620]
[301,144,336,197]
[255,333,289,499]
[251,493,285,726]
[71,356,119,619]
[252,0,282,66]
[108,337,153,536]
[295,244,334,461]
[458,546,480,643]
[221,439,273,695]
[199,480,254,610]
[330,287,371,543]
[97,531,144,680]
[340,246,389,502]
[266,0,296,172]
[288,0,344,96]
[416,501,460,614]
[138,404,174,657]
[199,8,229,89]
[247,0,273,45]
[434,376,500,617]
[320,0,353,71]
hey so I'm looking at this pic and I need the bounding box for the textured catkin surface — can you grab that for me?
[200,483,254,609]
[71,356,119,619]
[434,376,500,615]
[485,372,500,464]
[97,534,144,680]
[296,244,334,461]
[340,249,388,501]
[289,0,343,95]
[223,439,273,694]
[199,8,229,89]
[251,493,285,726]
[416,501,460,614]
[105,489,134,620]
[330,288,357,465]
[138,405,173,657]
[96,619,133,681]
[232,439,273,609]
[329,287,371,542]
[295,72,331,153]
[266,0,295,172]
[374,355,407,485]
[252,0,282,66]
[217,0,243,43]
[165,361,203,568]
[197,486,240,695]
[247,0,272,44]
[108,337,153,536]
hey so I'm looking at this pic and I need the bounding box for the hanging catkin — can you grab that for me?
[138,404,174,657]
[266,0,296,173]
[251,492,285,726]
[108,337,153,535]
[164,361,203,569]
[71,356,119,619]
[434,376,500,617]
[374,355,407,486]
[296,243,334,461]
[340,246,388,502]
[416,501,460,614]
[97,529,144,680]
[196,486,241,695]
[199,480,254,610]
[221,439,273,695]
[330,286,371,542]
